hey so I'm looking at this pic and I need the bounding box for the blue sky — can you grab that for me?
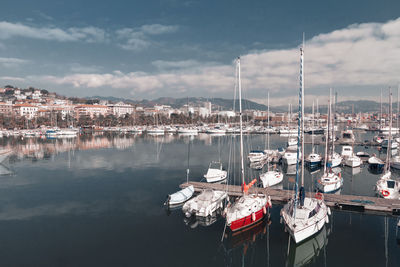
[0,0,400,105]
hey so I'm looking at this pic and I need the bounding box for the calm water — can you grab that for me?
[0,132,399,266]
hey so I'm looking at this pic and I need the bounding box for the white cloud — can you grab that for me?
[9,17,400,102]
[0,21,106,43]
[140,24,179,35]
[0,57,29,65]
[116,24,179,51]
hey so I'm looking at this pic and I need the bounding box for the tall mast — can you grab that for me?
[300,37,305,187]
[238,57,245,189]
[294,37,304,216]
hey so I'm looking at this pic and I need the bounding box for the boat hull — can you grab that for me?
[229,204,270,232]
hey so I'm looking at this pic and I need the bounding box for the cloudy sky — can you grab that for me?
[0,0,399,105]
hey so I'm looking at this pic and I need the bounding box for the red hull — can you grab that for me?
[229,204,270,232]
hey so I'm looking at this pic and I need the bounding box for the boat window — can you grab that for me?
[387,180,396,189]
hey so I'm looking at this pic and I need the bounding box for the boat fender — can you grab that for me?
[263,206,267,214]
[252,212,256,222]
[382,190,390,197]
[327,207,331,216]
[315,192,323,200]
[267,196,272,207]
[325,216,329,224]
[339,173,341,178]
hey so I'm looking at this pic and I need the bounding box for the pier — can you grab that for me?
[180,181,400,216]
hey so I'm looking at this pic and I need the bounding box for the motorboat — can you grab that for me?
[260,169,283,188]
[339,129,355,144]
[247,150,267,163]
[356,151,370,161]
[341,146,353,158]
[368,155,385,172]
[204,161,227,183]
[182,189,227,217]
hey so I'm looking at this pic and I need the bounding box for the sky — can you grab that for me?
[0,0,400,106]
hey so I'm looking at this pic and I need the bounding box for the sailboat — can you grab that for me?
[225,57,271,232]
[326,98,342,168]
[305,101,322,168]
[165,138,194,206]
[316,89,343,193]
[260,91,283,188]
[376,89,400,199]
[280,38,330,244]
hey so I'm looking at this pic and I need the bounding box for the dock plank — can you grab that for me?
[180,181,400,216]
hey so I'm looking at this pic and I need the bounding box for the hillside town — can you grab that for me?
[0,85,389,131]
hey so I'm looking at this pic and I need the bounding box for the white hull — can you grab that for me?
[182,190,227,217]
[168,185,194,205]
[260,171,283,187]
[316,173,343,193]
[344,156,362,168]
[281,198,330,243]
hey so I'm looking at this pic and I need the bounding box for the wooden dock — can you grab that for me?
[180,182,400,216]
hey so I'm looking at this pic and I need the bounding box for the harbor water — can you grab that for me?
[0,132,399,266]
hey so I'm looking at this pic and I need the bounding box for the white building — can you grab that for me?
[108,102,134,117]
[13,103,39,119]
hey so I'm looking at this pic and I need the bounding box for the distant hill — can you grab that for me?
[88,96,287,112]
[87,96,390,114]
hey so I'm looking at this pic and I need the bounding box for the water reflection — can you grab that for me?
[287,226,329,267]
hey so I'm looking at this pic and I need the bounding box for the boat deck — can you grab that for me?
[180,181,400,216]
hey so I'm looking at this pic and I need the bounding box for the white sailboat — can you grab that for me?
[376,90,400,199]
[305,101,322,168]
[317,89,343,193]
[280,38,330,244]
[225,57,271,232]
[260,91,283,188]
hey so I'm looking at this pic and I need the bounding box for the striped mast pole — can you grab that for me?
[294,35,305,218]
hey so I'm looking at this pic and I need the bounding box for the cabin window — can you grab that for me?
[387,180,396,189]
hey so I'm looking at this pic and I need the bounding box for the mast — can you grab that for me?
[312,100,315,153]
[238,57,245,190]
[301,38,305,188]
[330,88,335,162]
[186,138,190,184]
[323,96,330,174]
[380,88,383,130]
[267,91,270,170]
[386,88,392,172]
[294,37,304,215]
[397,85,399,131]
